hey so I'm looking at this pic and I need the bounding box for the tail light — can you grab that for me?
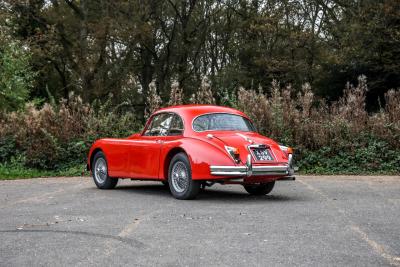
[225,146,241,163]
[279,145,293,157]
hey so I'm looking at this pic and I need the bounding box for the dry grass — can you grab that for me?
[0,94,139,168]
[189,76,216,104]
[144,81,162,119]
[168,81,184,106]
[0,75,398,172]
[236,76,399,150]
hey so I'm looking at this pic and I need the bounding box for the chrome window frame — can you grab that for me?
[191,112,256,133]
[142,112,185,137]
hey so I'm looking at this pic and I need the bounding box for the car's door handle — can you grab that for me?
[156,140,164,144]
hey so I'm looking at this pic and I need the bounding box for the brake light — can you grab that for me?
[225,146,241,163]
[279,145,293,157]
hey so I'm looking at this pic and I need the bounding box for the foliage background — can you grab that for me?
[0,0,399,177]
[1,76,399,177]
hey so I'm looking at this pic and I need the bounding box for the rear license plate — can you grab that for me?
[251,148,274,161]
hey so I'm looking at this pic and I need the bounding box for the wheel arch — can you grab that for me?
[162,147,188,181]
[89,148,104,171]
[160,137,236,181]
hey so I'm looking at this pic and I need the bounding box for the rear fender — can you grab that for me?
[161,137,235,180]
[87,141,104,171]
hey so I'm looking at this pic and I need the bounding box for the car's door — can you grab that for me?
[105,139,132,178]
[129,113,174,179]
[158,114,185,178]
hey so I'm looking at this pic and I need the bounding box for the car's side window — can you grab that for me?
[168,115,184,136]
[144,113,174,136]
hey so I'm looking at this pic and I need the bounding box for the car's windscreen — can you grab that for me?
[192,113,255,132]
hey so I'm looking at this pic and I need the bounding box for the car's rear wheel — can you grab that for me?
[168,152,200,200]
[244,181,275,195]
[92,151,118,189]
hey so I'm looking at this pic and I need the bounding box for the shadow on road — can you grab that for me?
[112,183,308,202]
[198,189,303,202]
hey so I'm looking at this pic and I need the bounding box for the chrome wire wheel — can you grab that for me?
[94,158,107,184]
[171,161,189,193]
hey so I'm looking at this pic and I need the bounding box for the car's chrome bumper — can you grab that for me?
[210,154,295,177]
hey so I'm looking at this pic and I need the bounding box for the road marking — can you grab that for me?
[102,218,142,258]
[118,218,140,238]
[351,225,400,267]
[298,179,400,267]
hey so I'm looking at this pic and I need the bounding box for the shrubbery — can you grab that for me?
[0,76,399,175]
[0,94,141,172]
[235,76,400,173]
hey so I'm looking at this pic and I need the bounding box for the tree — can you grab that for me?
[315,0,400,107]
[0,41,35,111]
[1,0,399,111]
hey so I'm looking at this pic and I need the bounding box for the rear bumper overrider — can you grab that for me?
[210,154,295,178]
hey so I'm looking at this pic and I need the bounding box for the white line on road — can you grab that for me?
[118,218,141,238]
[102,218,142,258]
[351,225,400,267]
[298,179,400,267]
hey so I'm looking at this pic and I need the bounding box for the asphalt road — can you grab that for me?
[0,175,399,267]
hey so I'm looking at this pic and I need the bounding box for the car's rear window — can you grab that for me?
[192,113,255,132]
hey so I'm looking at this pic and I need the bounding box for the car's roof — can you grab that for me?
[154,104,248,119]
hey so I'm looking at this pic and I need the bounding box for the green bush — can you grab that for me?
[297,136,400,174]
[0,135,18,162]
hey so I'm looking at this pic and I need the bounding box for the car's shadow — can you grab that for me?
[112,183,307,202]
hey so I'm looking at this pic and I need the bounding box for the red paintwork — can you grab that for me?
[87,105,290,183]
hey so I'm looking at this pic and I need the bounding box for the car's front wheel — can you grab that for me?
[244,181,275,195]
[92,151,118,189]
[168,152,200,200]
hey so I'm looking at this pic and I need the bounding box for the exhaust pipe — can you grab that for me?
[278,176,296,181]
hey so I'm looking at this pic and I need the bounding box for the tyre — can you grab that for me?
[92,151,118,189]
[168,152,200,200]
[244,181,275,195]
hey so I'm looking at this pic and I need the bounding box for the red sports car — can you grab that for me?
[87,105,295,199]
